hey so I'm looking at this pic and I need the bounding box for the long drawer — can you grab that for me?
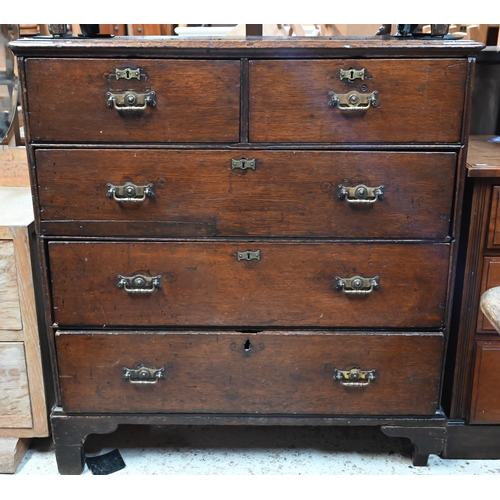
[249,59,467,143]
[24,59,241,143]
[55,331,443,415]
[36,149,457,239]
[48,241,450,328]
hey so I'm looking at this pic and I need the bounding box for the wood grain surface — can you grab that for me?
[0,241,22,331]
[0,343,32,428]
[25,59,241,143]
[249,59,467,143]
[48,241,450,329]
[56,331,443,415]
[470,341,500,423]
[35,149,457,239]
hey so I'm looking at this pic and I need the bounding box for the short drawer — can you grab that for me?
[477,257,500,333]
[249,59,467,143]
[487,186,500,249]
[55,331,443,415]
[25,59,240,143]
[48,241,450,329]
[36,149,457,239]
[470,341,500,424]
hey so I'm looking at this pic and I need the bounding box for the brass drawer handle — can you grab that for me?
[338,184,384,204]
[107,90,156,111]
[123,364,165,384]
[335,276,380,295]
[106,182,154,203]
[117,274,162,294]
[328,90,379,111]
[232,158,256,171]
[333,368,376,387]
[237,250,261,261]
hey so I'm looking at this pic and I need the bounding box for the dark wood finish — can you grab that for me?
[9,37,485,59]
[447,179,492,419]
[24,59,241,143]
[35,149,457,239]
[56,331,443,415]
[51,412,118,475]
[382,426,446,466]
[249,59,467,144]
[49,406,446,475]
[48,241,450,328]
[10,37,483,472]
[245,25,263,36]
[487,187,500,248]
[40,221,216,238]
[442,421,500,458]
[477,257,500,332]
[470,341,500,423]
[446,136,500,451]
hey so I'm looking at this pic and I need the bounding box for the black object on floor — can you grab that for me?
[85,449,126,475]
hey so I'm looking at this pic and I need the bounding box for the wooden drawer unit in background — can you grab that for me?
[444,136,500,458]
[0,187,48,473]
[10,37,483,473]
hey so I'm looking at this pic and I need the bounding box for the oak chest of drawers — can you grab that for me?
[10,36,483,474]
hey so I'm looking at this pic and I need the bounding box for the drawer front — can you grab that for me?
[48,241,450,328]
[487,186,500,249]
[36,149,456,239]
[477,257,500,333]
[0,342,32,428]
[470,341,500,424]
[0,241,22,331]
[25,59,240,143]
[55,331,443,415]
[249,59,467,143]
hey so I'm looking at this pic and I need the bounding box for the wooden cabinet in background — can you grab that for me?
[0,186,48,473]
[443,135,500,458]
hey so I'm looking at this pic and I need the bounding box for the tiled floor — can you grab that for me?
[13,424,500,475]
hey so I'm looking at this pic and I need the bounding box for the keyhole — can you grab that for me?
[244,339,252,351]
